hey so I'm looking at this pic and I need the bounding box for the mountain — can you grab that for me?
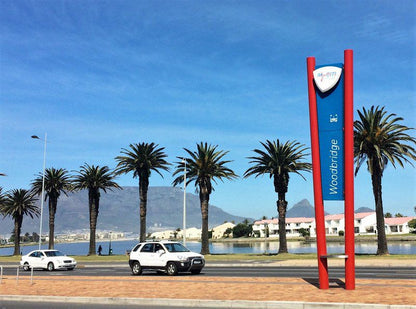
[0,186,252,236]
[355,207,374,213]
[286,199,316,218]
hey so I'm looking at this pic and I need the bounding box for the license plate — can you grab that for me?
[194,260,201,264]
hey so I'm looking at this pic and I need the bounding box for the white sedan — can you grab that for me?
[20,250,77,271]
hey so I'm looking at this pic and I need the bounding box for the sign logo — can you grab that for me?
[313,66,342,93]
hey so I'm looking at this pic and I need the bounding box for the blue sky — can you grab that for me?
[1,0,415,219]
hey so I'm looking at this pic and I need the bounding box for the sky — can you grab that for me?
[1,0,415,220]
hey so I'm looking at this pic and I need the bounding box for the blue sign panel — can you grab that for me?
[315,63,344,200]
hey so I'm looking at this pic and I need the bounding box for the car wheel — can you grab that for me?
[23,263,30,271]
[166,262,178,276]
[47,262,54,271]
[191,269,201,275]
[131,261,142,275]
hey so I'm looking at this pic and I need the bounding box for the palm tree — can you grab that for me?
[172,142,237,254]
[72,164,121,255]
[354,106,416,255]
[244,139,311,254]
[1,189,39,255]
[115,143,170,242]
[31,167,72,249]
[0,187,5,206]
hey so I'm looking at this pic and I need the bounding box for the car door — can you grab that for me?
[153,243,167,267]
[138,243,155,266]
[27,251,42,268]
[38,251,48,269]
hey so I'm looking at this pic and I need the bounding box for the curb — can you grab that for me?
[0,295,415,309]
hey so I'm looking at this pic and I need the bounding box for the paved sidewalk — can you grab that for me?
[1,274,415,308]
[1,258,415,308]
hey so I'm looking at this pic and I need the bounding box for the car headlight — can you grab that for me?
[177,255,188,262]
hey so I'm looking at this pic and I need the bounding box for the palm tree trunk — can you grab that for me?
[13,216,23,256]
[371,165,389,255]
[88,190,97,255]
[277,192,288,254]
[48,196,57,249]
[139,177,149,242]
[199,189,210,255]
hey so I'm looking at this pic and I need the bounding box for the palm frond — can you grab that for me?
[115,142,170,180]
[354,105,416,176]
[1,189,39,220]
[172,142,237,193]
[244,139,311,193]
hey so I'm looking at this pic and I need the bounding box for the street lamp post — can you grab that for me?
[182,159,187,246]
[31,134,47,250]
[108,232,112,256]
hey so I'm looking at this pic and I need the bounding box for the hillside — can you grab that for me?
[0,186,251,235]
[286,199,317,218]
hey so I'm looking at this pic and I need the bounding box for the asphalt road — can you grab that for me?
[2,264,416,279]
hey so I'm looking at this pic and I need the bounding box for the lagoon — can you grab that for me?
[1,239,415,256]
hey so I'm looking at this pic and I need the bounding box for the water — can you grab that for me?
[1,240,415,256]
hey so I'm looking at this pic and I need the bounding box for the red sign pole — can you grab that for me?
[307,56,329,289]
[344,49,355,290]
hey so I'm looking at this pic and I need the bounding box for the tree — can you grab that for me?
[172,142,237,254]
[115,142,170,242]
[384,212,393,218]
[408,219,416,231]
[244,139,311,254]
[72,164,121,255]
[31,167,72,249]
[354,106,416,255]
[395,213,404,218]
[32,232,40,243]
[298,228,310,238]
[1,189,39,255]
[232,223,252,238]
[0,187,5,207]
[8,229,16,243]
[224,227,233,238]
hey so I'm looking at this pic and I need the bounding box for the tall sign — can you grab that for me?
[315,63,345,200]
[306,50,355,290]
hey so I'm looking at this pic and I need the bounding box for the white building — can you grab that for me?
[252,218,314,238]
[383,217,415,234]
[149,230,176,240]
[211,222,236,239]
[177,227,202,240]
[252,212,414,237]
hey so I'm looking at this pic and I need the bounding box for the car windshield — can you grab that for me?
[44,251,65,257]
[164,243,190,253]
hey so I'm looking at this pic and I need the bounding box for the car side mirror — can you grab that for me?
[157,249,165,256]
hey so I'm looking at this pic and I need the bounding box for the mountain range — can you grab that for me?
[0,186,251,235]
[0,186,374,236]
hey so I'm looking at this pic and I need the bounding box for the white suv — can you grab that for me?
[128,241,205,276]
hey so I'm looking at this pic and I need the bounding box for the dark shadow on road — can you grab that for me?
[302,277,345,289]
